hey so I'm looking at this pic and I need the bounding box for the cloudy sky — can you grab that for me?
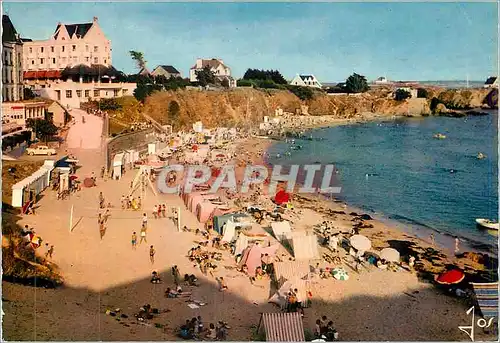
[4,1,498,82]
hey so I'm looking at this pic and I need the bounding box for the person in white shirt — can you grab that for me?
[153,205,158,219]
[142,213,148,229]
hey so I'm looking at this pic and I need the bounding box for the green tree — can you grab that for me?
[26,118,58,142]
[129,50,147,72]
[24,88,36,100]
[286,85,314,101]
[394,89,411,101]
[221,78,230,88]
[345,73,369,93]
[167,100,181,127]
[195,65,216,87]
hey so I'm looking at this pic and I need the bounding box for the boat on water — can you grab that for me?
[433,133,447,139]
[477,152,486,160]
[475,218,499,231]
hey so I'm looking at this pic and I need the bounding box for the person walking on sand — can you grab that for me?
[142,213,148,229]
[157,204,162,219]
[121,195,126,209]
[430,233,435,246]
[99,192,105,209]
[454,237,460,254]
[218,277,228,291]
[47,245,54,258]
[100,166,105,179]
[172,265,180,286]
[153,205,158,219]
[137,197,142,210]
[161,204,166,218]
[149,245,155,264]
[139,229,147,244]
[132,232,137,249]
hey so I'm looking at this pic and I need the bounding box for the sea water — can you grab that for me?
[267,111,498,253]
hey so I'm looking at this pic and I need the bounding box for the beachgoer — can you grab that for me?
[157,204,162,218]
[132,232,137,249]
[99,222,106,240]
[430,233,435,246]
[455,237,460,254]
[153,205,158,219]
[161,204,166,217]
[100,166,105,178]
[150,245,155,264]
[219,277,228,291]
[47,245,54,258]
[140,229,147,244]
[137,197,142,209]
[142,213,148,229]
[197,316,203,334]
[408,256,415,269]
[320,316,328,334]
[206,323,216,339]
[99,192,105,209]
[314,319,322,338]
[121,195,126,209]
[172,265,180,286]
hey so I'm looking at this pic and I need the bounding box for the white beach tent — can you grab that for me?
[271,221,292,241]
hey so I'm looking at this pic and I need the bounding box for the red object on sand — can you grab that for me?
[435,269,465,285]
[192,145,198,151]
[70,175,78,180]
[275,190,290,205]
[83,178,95,187]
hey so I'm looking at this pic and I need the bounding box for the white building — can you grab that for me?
[22,17,111,71]
[290,74,322,88]
[189,58,236,87]
[21,17,136,108]
[2,100,46,125]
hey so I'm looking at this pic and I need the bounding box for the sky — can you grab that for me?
[3,1,498,82]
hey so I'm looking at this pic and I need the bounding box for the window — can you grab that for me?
[29,47,32,53]
[51,46,54,52]
[85,45,89,52]
[76,90,82,97]
[94,57,98,63]
[104,59,107,64]
[113,90,119,97]
[94,89,99,97]
[56,90,61,101]
[40,58,44,64]
[62,46,65,52]
[84,90,90,98]
[93,46,98,52]
[72,45,76,51]
[31,60,34,65]
[85,57,89,62]
[52,58,56,64]
[41,47,44,53]
[66,90,72,98]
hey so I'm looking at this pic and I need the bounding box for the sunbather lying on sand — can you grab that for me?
[165,287,191,298]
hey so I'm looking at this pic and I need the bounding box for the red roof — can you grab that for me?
[23,70,62,80]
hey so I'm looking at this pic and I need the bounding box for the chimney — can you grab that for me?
[93,16,98,23]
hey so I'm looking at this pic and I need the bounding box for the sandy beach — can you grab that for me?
[2,118,497,342]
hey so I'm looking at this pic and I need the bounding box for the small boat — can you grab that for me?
[477,152,486,160]
[476,218,499,230]
[433,133,447,139]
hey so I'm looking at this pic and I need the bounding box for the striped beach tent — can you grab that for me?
[471,282,499,319]
[258,312,305,341]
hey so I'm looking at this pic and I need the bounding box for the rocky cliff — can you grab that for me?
[143,87,493,130]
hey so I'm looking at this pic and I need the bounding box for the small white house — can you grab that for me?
[290,74,322,88]
[189,58,236,87]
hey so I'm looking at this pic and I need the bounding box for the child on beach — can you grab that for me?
[142,213,148,229]
[161,204,166,218]
[121,195,126,209]
[153,205,158,219]
[218,277,228,291]
[131,232,137,249]
[47,245,54,258]
[149,245,155,264]
[157,204,162,218]
[139,229,147,244]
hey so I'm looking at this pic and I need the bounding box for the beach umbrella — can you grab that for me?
[380,248,400,262]
[435,269,465,285]
[350,234,371,251]
[332,267,349,281]
[275,190,290,205]
[83,177,94,187]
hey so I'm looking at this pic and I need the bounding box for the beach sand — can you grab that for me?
[2,126,497,341]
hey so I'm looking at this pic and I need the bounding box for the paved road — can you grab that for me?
[66,109,103,150]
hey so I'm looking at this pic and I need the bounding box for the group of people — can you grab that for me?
[285,288,304,315]
[314,316,339,341]
[152,204,167,219]
[187,246,222,277]
[121,195,142,211]
[179,316,228,340]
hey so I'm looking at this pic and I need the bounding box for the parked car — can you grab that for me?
[26,145,56,156]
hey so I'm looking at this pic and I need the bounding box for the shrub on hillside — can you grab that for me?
[286,85,314,101]
[237,79,254,87]
[417,88,429,98]
[395,89,411,101]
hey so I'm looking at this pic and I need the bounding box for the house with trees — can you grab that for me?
[290,74,322,88]
[189,58,236,87]
[151,65,181,79]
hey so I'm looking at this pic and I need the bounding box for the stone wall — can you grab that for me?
[106,129,157,169]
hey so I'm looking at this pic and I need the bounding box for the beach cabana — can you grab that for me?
[239,244,280,276]
[471,282,499,319]
[292,234,320,260]
[196,202,231,223]
[257,312,305,342]
[113,153,125,180]
[11,165,53,208]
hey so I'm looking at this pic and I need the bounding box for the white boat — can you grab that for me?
[476,218,499,230]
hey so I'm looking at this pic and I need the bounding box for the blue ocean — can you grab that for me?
[267,111,498,253]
